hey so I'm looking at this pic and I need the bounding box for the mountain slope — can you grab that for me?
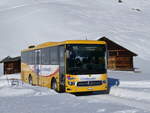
[0,0,150,71]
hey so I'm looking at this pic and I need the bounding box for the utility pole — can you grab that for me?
[85,32,88,40]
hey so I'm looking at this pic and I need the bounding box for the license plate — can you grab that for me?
[88,88,93,90]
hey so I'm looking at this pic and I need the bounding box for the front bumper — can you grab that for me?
[65,83,108,93]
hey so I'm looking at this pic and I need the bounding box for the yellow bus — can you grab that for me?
[21,40,108,93]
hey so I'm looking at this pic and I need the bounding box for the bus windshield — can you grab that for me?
[66,44,107,75]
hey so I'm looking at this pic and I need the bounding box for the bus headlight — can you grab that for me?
[68,81,75,86]
[67,76,76,80]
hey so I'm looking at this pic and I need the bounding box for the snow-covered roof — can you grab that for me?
[0,56,20,63]
[98,37,137,56]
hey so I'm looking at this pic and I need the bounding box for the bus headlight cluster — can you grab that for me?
[68,81,75,86]
[67,76,76,80]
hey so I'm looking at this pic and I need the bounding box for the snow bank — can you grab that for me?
[0,74,34,97]
[0,73,21,80]
[0,63,3,75]
[0,74,58,97]
[0,74,20,87]
[0,73,150,112]
[110,87,150,102]
[109,71,150,102]
[0,87,35,97]
[120,81,150,88]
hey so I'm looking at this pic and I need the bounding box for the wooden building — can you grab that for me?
[0,56,21,74]
[98,37,137,71]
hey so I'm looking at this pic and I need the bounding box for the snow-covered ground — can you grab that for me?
[0,64,3,75]
[0,0,150,113]
[0,72,150,113]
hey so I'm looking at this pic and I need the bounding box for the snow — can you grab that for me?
[0,64,3,75]
[119,81,150,88]
[110,87,150,102]
[0,72,150,113]
[0,0,150,113]
[0,87,35,97]
[0,0,150,64]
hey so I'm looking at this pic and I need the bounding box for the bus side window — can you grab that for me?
[50,47,59,65]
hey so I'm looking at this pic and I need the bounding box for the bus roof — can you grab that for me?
[22,40,106,52]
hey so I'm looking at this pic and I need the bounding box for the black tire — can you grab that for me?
[59,85,65,93]
[104,85,110,94]
[51,79,57,92]
[28,75,33,85]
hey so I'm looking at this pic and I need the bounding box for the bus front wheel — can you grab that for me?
[28,75,33,85]
[51,79,57,92]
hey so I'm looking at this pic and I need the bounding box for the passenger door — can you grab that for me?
[35,50,41,85]
[59,46,65,91]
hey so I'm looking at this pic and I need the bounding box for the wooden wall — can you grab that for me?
[99,37,137,71]
[4,61,21,74]
[108,56,134,71]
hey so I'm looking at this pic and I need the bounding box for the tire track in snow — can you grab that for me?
[105,95,150,112]
[110,87,150,102]
[78,88,150,112]
[79,95,150,112]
